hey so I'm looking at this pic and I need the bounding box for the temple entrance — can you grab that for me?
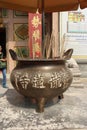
[0,27,6,57]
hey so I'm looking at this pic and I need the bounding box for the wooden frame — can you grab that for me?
[13,11,28,17]
[0,9,8,17]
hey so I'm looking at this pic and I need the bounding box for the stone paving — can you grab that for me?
[0,63,87,130]
[0,83,87,129]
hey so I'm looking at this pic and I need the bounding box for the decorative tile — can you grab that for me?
[13,23,28,41]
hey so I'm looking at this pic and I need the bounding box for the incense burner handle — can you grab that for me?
[9,49,18,60]
[63,48,73,60]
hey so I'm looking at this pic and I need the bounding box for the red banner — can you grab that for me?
[28,13,42,58]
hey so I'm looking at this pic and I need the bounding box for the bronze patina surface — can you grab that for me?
[9,49,73,112]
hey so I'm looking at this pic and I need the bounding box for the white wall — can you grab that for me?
[60,12,68,41]
[60,10,87,60]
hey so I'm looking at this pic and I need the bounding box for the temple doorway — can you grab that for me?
[0,27,6,57]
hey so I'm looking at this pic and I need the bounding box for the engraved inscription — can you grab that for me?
[32,73,46,88]
[49,70,71,88]
[14,72,30,89]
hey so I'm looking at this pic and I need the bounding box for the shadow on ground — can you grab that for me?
[5,88,60,111]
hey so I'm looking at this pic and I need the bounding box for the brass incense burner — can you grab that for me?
[9,49,73,112]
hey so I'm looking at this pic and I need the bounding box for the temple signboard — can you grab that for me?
[28,13,42,58]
